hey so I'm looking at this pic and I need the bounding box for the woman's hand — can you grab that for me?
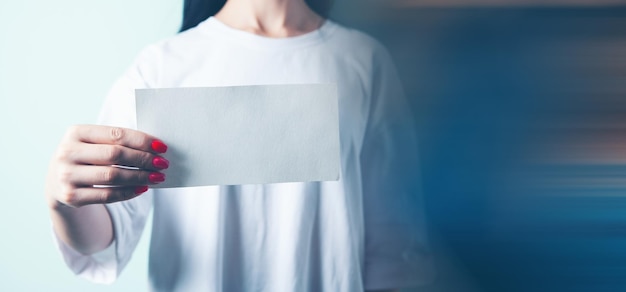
[45,125,169,209]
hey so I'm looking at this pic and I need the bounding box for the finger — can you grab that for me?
[67,143,169,171]
[61,186,149,207]
[68,125,168,153]
[61,165,165,186]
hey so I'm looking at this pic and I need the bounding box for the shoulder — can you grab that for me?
[321,21,397,87]
[127,23,217,86]
[322,21,400,102]
[323,21,394,65]
[134,22,212,60]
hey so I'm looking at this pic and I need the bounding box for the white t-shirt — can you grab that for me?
[54,17,433,291]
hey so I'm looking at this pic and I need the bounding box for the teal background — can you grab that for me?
[0,1,181,290]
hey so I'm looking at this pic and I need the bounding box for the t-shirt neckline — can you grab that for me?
[199,16,336,50]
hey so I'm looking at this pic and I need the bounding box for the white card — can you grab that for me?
[135,84,340,188]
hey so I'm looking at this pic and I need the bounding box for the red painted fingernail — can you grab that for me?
[134,186,148,194]
[151,139,168,153]
[152,156,169,169]
[149,172,165,183]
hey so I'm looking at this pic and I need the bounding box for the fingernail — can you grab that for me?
[151,139,168,153]
[152,156,169,169]
[134,186,149,194]
[149,172,166,183]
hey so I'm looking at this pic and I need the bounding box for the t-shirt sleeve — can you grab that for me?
[361,45,436,290]
[52,47,157,283]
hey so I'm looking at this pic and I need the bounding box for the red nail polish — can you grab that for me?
[151,139,168,153]
[149,172,166,183]
[152,157,169,169]
[134,186,149,194]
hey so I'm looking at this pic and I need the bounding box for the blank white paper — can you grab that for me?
[135,84,340,188]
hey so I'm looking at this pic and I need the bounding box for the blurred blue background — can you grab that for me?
[3,0,626,291]
[332,2,626,291]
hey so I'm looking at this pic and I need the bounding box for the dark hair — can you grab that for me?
[180,0,332,32]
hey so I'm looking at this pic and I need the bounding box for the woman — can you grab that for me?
[45,0,433,291]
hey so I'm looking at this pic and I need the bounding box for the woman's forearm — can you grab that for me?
[50,202,114,255]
